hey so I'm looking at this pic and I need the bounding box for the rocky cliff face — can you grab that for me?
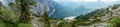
[32,0,94,18]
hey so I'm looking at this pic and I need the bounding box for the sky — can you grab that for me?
[0,0,2,2]
[53,0,120,2]
[1,0,120,8]
[1,0,15,7]
[53,0,120,9]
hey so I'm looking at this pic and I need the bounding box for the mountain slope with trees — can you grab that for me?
[75,4,120,27]
[1,0,120,27]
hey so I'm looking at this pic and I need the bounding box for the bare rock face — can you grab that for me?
[32,0,56,16]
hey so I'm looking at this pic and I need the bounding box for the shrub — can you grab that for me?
[109,16,120,27]
[18,23,33,27]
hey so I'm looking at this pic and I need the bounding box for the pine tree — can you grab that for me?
[38,0,51,27]
[0,0,2,18]
[0,1,2,10]
[15,0,36,23]
[72,21,77,27]
[40,9,51,27]
[19,0,30,23]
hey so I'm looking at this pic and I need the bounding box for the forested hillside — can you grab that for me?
[0,0,120,27]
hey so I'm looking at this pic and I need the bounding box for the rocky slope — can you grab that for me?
[75,4,120,27]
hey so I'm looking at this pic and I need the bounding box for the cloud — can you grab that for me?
[83,0,98,2]
[101,0,119,2]
[53,0,98,2]
[0,0,2,2]
[53,0,120,2]
[64,16,76,20]
[53,0,82,3]
[71,0,82,2]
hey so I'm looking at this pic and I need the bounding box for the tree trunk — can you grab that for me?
[20,0,31,23]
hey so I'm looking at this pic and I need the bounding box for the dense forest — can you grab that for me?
[0,0,120,27]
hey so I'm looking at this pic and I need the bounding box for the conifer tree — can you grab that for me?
[40,9,51,27]
[15,0,36,23]
[39,0,51,27]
